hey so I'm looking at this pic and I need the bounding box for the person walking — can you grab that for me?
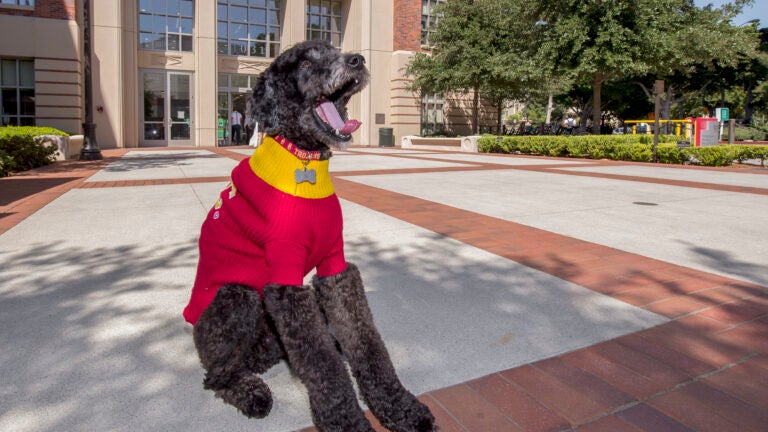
[564,114,576,135]
[244,113,255,146]
[230,108,243,145]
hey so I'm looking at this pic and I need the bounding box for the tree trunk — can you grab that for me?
[497,98,503,134]
[745,81,754,124]
[592,75,602,135]
[545,93,553,124]
[472,86,480,134]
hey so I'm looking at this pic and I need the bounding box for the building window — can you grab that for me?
[217,0,281,58]
[138,0,194,52]
[0,1,35,6]
[306,0,342,48]
[421,0,444,47]
[421,93,444,136]
[1,59,35,126]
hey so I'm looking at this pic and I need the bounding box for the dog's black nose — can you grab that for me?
[347,54,365,69]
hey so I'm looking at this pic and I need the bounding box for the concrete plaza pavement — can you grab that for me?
[0,145,766,431]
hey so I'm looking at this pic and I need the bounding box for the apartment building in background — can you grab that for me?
[0,0,488,148]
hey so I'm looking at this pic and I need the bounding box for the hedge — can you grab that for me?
[478,135,768,167]
[0,126,69,177]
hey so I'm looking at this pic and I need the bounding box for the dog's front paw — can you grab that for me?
[402,400,437,432]
[214,372,273,418]
[377,394,437,432]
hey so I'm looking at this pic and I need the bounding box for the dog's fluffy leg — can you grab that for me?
[263,283,374,432]
[313,263,436,432]
[193,284,283,418]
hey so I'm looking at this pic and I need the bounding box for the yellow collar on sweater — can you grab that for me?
[249,135,334,198]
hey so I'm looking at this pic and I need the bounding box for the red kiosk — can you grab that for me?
[693,117,719,147]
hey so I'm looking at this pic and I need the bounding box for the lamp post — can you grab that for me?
[80,0,102,160]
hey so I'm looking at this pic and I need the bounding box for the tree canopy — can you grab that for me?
[405,0,764,134]
[405,0,554,133]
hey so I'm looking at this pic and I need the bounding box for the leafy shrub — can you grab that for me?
[682,146,736,167]
[732,126,768,141]
[478,134,768,167]
[732,144,768,167]
[0,149,13,177]
[656,144,686,164]
[0,126,68,177]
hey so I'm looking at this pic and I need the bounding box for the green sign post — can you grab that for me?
[716,107,729,121]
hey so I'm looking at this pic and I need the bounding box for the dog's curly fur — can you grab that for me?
[191,40,435,432]
[314,264,436,432]
[193,284,284,418]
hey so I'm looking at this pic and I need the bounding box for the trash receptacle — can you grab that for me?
[378,127,394,147]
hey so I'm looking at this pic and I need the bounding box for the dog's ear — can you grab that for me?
[249,70,286,135]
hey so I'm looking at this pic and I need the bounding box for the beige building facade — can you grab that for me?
[1,0,449,149]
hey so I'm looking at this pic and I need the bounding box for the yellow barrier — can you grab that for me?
[622,119,693,138]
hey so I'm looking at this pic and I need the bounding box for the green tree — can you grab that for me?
[406,0,554,134]
[538,0,653,133]
[542,0,758,133]
[642,1,760,121]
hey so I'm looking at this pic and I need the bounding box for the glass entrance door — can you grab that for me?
[140,70,193,146]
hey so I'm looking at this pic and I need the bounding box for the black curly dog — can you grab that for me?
[191,41,436,432]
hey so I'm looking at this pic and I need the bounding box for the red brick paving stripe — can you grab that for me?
[300,395,469,432]
[614,403,697,432]
[675,381,768,431]
[577,413,645,432]
[561,352,662,402]
[673,314,733,334]
[602,337,703,385]
[364,150,768,195]
[0,150,126,236]
[541,167,768,196]
[332,178,766,317]
[636,324,755,370]
[702,357,768,411]
[500,364,611,425]
[616,332,717,378]
[418,395,468,432]
[700,298,767,325]
[427,383,523,431]
[648,383,750,432]
[717,321,768,355]
[203,146,250,161]
[78,176,231,189]
[533,356,637,409]
[466,373,570,432]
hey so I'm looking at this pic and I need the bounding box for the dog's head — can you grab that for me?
[249,40,369,151]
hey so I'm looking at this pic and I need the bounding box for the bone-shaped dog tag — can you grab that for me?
[295,167,316,184]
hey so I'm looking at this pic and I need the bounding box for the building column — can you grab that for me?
[282,0,306,47]
[90,0,125,148]
[391,0,422,141]
[120,0,138,148]
[195,0,218,147]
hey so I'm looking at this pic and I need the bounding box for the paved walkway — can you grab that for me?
[0,146,766,432]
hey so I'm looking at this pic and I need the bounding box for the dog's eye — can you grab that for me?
[301,60,311,69]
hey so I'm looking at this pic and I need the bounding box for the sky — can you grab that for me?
[693,0,768,28]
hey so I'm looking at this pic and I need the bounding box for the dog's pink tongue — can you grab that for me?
[318,101,362,134]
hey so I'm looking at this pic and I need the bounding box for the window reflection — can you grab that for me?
[138,0,194,52]
[217,0,281,58]
[0,59,35,126]
[306,0,342,48]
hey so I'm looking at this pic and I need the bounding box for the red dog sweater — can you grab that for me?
[183,135,347,325]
